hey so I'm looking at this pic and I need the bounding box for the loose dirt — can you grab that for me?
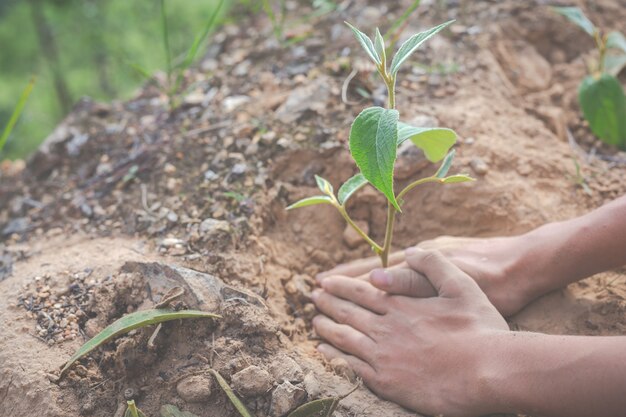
[1,1,625,416]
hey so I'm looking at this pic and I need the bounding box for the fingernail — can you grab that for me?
[315,274,325,284]
[311,289,322,301]
[370,268,392,286]
[405,246,422,256]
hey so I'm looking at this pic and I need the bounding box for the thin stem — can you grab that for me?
[380,203,396,267]
[594,31,607,75]
[337,205,383,254]
[397,176,442,200]
[160,0,172,84]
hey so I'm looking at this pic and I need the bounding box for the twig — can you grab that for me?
[341,68,359,105]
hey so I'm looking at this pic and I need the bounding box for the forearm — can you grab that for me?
[481,332,626,417]
[521,195,626,294]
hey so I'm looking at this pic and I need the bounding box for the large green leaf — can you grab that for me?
[552,7,595,36]
[338,173,368,205]
[604,54,626,77]
[59,309,220,378]
[286,196,335,210]
[389,20,454,76]
[579,74,626,149]
[435,149,456,178]
[210,369,253,417]
[397,122,457,162]
[349,107,400,211]
[345,22,381,66]
[606,31,626,54]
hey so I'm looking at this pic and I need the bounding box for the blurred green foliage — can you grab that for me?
[0,0,230,160]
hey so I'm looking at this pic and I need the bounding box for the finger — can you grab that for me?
[313,315,376,362]
[404,248,479,298]
[316,250,405,281]
[317,343,376,380]
[312,289,381,332]
[320,276,388,314]
[369,268,437,298]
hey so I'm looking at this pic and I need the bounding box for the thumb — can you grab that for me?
[369,268,437,298]
[404,247,479,298]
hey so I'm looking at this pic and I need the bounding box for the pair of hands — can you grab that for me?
[311,241,529,416]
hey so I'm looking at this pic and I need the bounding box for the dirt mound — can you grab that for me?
[1,1,625,416]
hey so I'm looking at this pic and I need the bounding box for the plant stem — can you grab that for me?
[594,30,607,75]
[397,176,442,200]
[380,203,396,267]
[337,205,383,254]
[160,0,172,84]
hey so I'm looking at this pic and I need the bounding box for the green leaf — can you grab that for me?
[606,31,626,54]
[374,27,386,65]
[435,149,456,178]
[315,175,334,197]
[349,107,401,211]
[210,369,253,417]
[59,309,220,378]
[125,401,146,417]
[604,54,626,77]
[1,77,35,154]
[287,398,339,417]
[160,404,200,417]
[578,74,626,149]
[443,174,475,183]
[551,7,595,36]
[389,20,454,76]
[286,196,335,210]
[397,122,457,162]
[345,22,381,66]
[338,173,368,205]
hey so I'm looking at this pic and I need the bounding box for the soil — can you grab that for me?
[1,1,625,416]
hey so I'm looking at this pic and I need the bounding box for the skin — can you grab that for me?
[312,195,626,416]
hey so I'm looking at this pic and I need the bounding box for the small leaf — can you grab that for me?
[160,404,200,417]
[606,31,626,54]
[397,122,457,162]
[287,398,339,417]
[59,309,220,378]
[338,173,368,205]
[374,27,386,65]
[443,174,475,183]
[345,21,381,65]
[435,149,456,178]
[551,7,595,36]
[604,54,626,77]
[210,369,253,417]
[286,196,335,210]
[125,401,147,417]
[389,20,454,75]
[349,107,401,211]
[1,76,35,154]
[578,74,626,149]
[315,175,334,197]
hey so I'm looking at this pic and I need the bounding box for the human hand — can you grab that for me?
[312,248,509,417]
[318,235,543,317]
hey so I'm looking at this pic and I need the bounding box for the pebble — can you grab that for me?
[470,158,489,175]
[269,355,304,383]
[231,365,273,396]
[330,357,356,382]
[302,372,321,397]
[176,375,214,403]
[270,381,307,417]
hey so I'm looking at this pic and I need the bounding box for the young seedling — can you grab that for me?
[287,21,473,267]
[553,6,626,149]
[124,400,147,417]
[0,77,35,156]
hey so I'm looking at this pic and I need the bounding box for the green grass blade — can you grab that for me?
[0,77,36,155]
[160,0,172,81]
[384,0,421,41]
[181,0,225,71]
[210,369,253,417]
[59,309,220,378]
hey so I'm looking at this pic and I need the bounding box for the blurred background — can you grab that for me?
[0,0,239,160]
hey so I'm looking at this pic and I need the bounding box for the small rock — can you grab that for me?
[222,95,250,113]
[270,381,307,417]
[302,372,321,397]
[199,218,231,238]
[167,211,179,222]
[204,170,218,181]
[231,365,273,396]
[270,355,303,383]
[231,163,247,176]
[343,221,369,249]
[330,357,356,382]
[176,375,214,403]
[469,158,489,175]
[163,163,177,174]
[161,237,184,248]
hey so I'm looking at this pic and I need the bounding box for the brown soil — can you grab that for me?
[1,1,625,416]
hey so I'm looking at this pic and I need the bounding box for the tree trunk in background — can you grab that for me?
[29,0,73,115]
